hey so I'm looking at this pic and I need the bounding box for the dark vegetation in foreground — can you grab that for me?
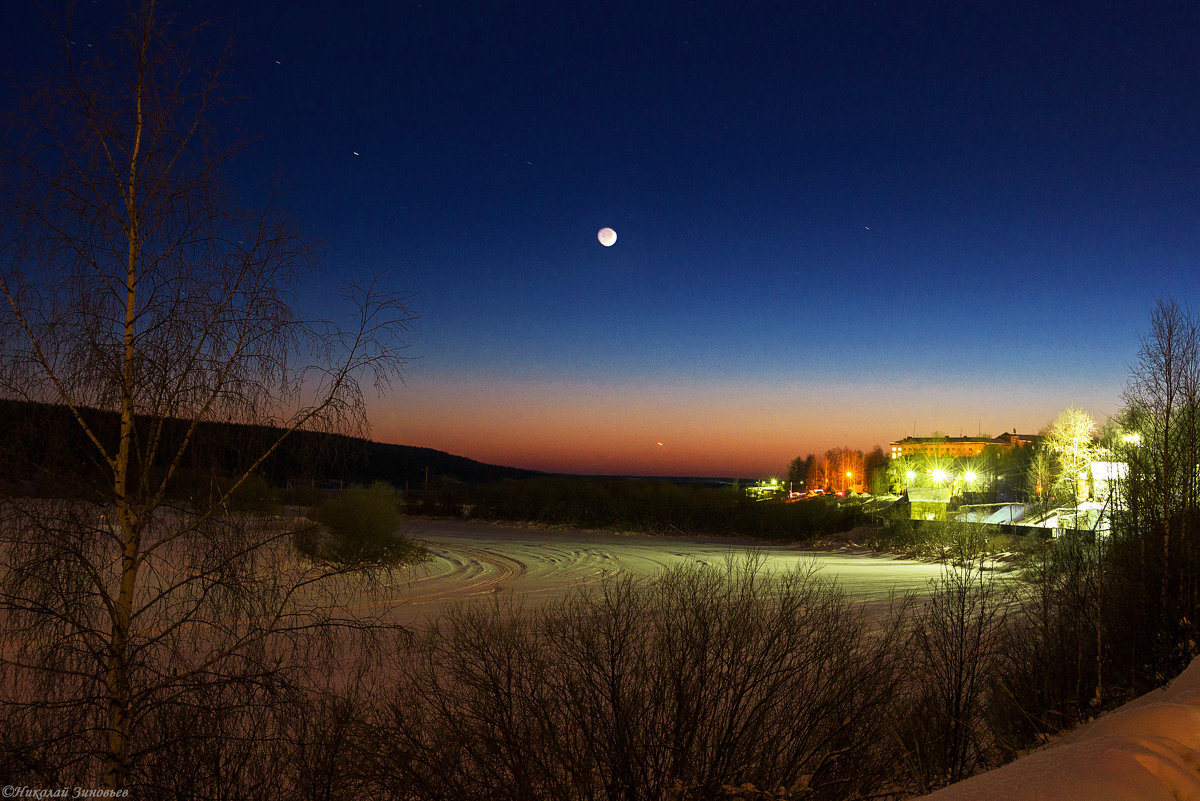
[5,520,1197,801]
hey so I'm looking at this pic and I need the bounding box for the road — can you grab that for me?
[387,518,952,627]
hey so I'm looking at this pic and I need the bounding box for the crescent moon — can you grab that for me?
[597,227,617,247]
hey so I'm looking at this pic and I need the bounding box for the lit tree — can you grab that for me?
[1046,406,1098,502]
[1027,449,1055,505]
[887,456,916,494]
[809,447,865,493]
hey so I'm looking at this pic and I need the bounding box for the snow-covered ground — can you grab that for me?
[918,656,1200,801]
[361,519,1200,799]
[391,518,949,627]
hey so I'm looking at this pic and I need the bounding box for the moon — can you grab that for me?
[597,227,617,247]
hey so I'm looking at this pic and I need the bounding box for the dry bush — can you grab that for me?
[983,534,1102,756]
[891,558,1008,795]
[363,556,913,801]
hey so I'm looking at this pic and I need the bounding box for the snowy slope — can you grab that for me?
[917,657,1200,800]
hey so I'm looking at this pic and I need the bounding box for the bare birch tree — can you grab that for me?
[1120,298,1200,675]
[0,2,412,791]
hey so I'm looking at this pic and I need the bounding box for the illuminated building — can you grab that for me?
[889,431,1040,461]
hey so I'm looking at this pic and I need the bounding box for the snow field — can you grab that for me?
[918,656,1200,800]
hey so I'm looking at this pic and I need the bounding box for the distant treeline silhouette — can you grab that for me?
[418,475,866,540]
[0,399,541,497]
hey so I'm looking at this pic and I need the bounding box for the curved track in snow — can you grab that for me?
[383,519,950,628]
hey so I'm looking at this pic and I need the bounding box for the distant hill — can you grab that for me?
[0,399,543,490]
[355,439,545,486]
[0,400,759,491]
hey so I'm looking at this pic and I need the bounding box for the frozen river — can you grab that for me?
[387,518,951,627]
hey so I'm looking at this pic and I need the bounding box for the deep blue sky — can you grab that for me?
[6,1,1199,476]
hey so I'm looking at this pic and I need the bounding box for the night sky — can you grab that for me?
[6,2,1199,478]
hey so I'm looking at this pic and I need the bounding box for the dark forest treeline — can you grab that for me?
[426,475,865,540]
[0,398,541,496]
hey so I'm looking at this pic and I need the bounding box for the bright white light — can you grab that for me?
[597,227,617,247]
[964,471,977,483]
[931,468,948,484]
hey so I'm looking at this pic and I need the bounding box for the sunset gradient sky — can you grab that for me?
[7,2,1197,477]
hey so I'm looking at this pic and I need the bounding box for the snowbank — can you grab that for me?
[917,657,1200,800]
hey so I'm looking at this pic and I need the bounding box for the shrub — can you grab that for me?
[225,472,276,514]
[303,482,421,564]
[864,513,921,551]
[924,520,992,563]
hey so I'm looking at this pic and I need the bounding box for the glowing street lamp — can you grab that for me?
[931,468,948,486]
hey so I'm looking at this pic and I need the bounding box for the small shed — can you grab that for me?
[908,487,952,521]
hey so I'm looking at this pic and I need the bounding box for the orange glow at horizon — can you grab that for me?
[368,374,1122,478]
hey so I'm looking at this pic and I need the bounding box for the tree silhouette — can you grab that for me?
[0,2,412,789]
